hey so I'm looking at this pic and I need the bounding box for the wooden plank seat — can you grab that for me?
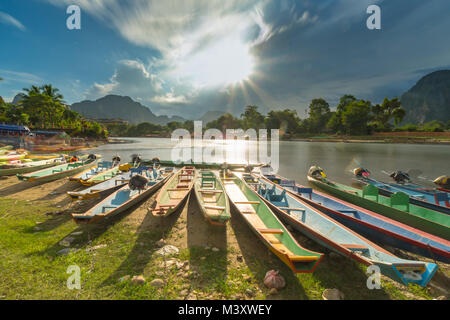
[234,201,260,205]
[204,205,225,210]
[200,190,223,193]
[289,255,319,262]
[278,207,305,212]
[167,188,189,191]
[258,228,284,234]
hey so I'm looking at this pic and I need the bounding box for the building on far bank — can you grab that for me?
[86,118,129,126]
[0,124,30,148]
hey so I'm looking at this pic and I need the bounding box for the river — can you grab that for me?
[90,137,449,187]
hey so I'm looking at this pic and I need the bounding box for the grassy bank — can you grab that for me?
[0,176,448,300]
[292,134,450,144]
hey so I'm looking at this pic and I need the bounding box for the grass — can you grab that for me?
[0,196,443,300]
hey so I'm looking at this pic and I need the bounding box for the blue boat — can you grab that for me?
[71,166,174,224]
[354,169,450,215]
[256,171,450,264]
[245,174,438,287]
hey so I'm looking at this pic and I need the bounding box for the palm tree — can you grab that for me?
[40,84,64,103]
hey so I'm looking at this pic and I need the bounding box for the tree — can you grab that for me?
[206,113,242,132]
[40,84,64,103]
[342,100,372,135]
[265,109,300,136]
[326,95,357,134]
[372,97,406,128]
[241,105,265,130]
[308,98,331,133]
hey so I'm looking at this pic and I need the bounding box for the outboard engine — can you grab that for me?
[244,165,255,173]
[353,167,371,178]
[129,174,149,190]
[390,171,411,184]
[131,154,142,166]
[434,176,450,188]
[87,154,97,161]
[308,166,326,180]
[112,155,121,166]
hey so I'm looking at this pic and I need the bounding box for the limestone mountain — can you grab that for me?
[401,70,450,123]
[70,95,185,125]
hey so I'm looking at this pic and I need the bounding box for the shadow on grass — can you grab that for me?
[0,180,42,197]
[39,181,85,201]
[99,197,184,286]
[186,194,227,295]
[229,205,309,300]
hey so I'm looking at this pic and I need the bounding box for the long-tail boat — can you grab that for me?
[250,174,439,286]
[69,160,115,183]
[67,166,151,201]
[0,157,65,177]
[17,155,99,183]
[258,171,450,263]
[72,167,174,224]
[150,166,196,217]
[79,164,122,186]
[306,167,450,240]
[193,170,231,226]
[223,172,323,273]
[353,168,450,215]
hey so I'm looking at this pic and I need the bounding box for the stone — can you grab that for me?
[59,237,75,247]
[150,279,165,288]
[119,275,130,283]
[322,288,344,300]
[268,288,278,295]
[156,245,179,256]
[156,239,166,247]
[245,288,255,297]
[131,275,146,285]
[180,289,189,296]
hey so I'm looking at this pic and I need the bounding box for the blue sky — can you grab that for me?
[1,0,449,119]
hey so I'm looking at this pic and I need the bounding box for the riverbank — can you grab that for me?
[0,176,448,300]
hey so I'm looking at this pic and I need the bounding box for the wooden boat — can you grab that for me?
[17,155,99,183]
[250,174,439,286]
[80,164,122,186]
[69,160,114,183]
[222,172,323,273]
[150,166,196,217]
[143,159,264,171]
[193,170,231,226]
[72,167,174,224]
[260,172,450,263]
[354,171,450,215]
[0,152,27,162]
[0,157,65,177]
[25,154,67,160]
[307,167,450,240]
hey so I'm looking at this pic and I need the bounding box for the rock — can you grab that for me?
[150,279,165,288]
[180,289,189,296]
[59,237,75,247]
[156,239,166,247]
[212,247,220,252]
[156,245,179,256]
[85,244,107,252]
[245,288,255,297]
[322,289,344,300]
[268,288,278,295]
[119,275,130,283]
[131,275,146,285]
[57,248,78,256]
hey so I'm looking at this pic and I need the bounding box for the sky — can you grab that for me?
[0,0,449,119]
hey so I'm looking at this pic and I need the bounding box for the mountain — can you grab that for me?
[198,110,226,123]
[12,93,26,105]
[71,95,185,125]
[401,70,450,123]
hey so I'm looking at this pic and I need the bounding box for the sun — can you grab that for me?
[179,37,254,87]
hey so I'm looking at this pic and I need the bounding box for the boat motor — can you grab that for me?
[434,176,450,188]
[390,171,411,184]
[151,157,161,169]
[129,174,149,190]
[308,166,327,180]
[353,167,371,178]
[131,154,142,166]
[112,155,121,166]
[87,154,97,161]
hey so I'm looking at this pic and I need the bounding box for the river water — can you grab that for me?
[90,137,449,187]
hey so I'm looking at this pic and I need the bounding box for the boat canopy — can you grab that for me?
[0,124,31,133]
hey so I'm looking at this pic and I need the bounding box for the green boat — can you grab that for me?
[143,158,263,170]
[222,172,323,273]
[17,155,99,183]
[0,158,65,177]
[307,166,450,240]
[193,170,231,226]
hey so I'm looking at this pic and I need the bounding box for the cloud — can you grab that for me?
[0,11,26,31]
[0,69,42,84]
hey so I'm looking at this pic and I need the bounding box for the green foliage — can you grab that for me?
[206,113,242,132]
[241,105,265,130]
[265,109,301,136]
[308,98,331,133]
[341,100,372,135]
[372,97,406,127]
